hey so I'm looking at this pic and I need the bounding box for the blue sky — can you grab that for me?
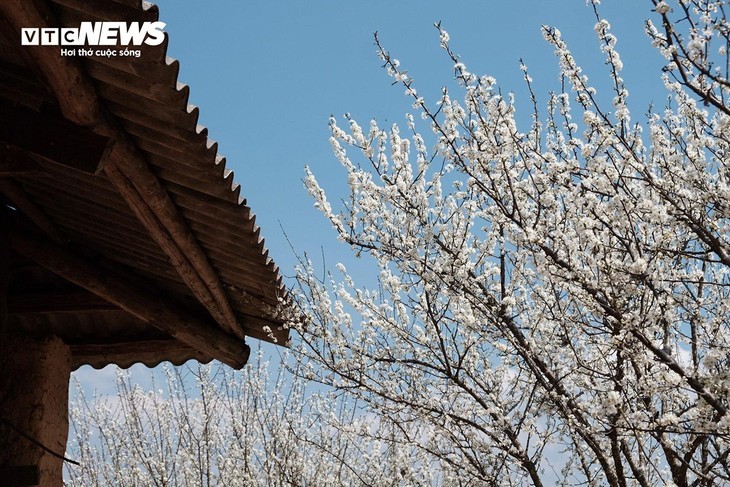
[151,0,665,272]
[73,0,668,391]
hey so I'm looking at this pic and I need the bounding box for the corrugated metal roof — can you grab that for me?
[0,0,291,369]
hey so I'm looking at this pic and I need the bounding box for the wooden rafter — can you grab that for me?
[0,178,66,243]
[0,99,110,174]
[0,147,44,177]
[10,226,250,369]
[8,290,117,314]
[0,0,247,339]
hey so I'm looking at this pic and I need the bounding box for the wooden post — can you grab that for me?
[0,335,72,487]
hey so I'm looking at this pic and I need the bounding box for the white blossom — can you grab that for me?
[296,2,730,484]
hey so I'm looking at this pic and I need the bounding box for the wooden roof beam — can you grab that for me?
[10,226,250,369]
[0,98,111,174]
[8,289,118,314]
[0,147,44,177]
[0,0,245,339]
[0,1,101,127]
[102,155,243,336]
[0,179,66,244]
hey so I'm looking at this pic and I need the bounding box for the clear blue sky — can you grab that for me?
[152,0,665,277]
[73,0,668,391]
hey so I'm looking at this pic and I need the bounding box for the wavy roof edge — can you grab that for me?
[127,0,284,288]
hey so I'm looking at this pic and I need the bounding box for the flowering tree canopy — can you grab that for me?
[66,1,730,485]
[66,353,433,486]
[294,1,730,485]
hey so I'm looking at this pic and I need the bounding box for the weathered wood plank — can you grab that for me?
[0,99,110,174]
[0,179,65,243]
[0,147,45,176]
[7,288,118,314]
[10,229,250,369]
